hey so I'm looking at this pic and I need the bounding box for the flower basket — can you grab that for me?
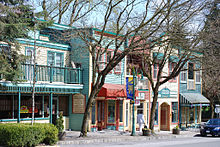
[172,126,180,135]
[142,128,151,136]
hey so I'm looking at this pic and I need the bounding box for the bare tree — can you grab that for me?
[64,0,206,137]
[201,0,220,118]
[132,0,207,131]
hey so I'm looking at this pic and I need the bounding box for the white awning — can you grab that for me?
[180,93,209,104]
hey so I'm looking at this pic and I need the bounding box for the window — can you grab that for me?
[47,51,63,67]
[181,67,187,82]
[146,102,149,125]
[91,104,96,124]
[106,51,112,63]
[137,102,144,124]
[97,52,105,70]
[114,53,121,74]
[151,102,158,125]
[26,47,34,80]
[47,51,64,75]
[155,103,158,125]
[188,63,194,79]
[126,102,129,127]
[169,62,177,81]
[196,71,201,83]
[172,102,178,123]
[153,64,158,79]
[119,101,123,122]
[108,101,115,123]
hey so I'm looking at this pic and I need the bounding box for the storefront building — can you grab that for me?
[0,25,83,130]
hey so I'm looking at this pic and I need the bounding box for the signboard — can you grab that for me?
[134,99,140,106]
[126,77,134,100]
[160,88,170,97]
[72,93,86,114]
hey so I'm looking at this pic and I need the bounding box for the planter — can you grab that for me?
[172,129,180,135]
[58,132,66,140]
[142,129,151,136]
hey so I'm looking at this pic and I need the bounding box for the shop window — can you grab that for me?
[119,101,123,122]
[91,103,96,124]
[108,101,115,123]
[172,102,178,123]
[146,102,149,125]
[126,102,129,127]
[59,96,69,116]
[188,63,194,80]
[151,102,158,125]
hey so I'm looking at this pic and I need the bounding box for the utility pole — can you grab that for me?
[131,68,136,136]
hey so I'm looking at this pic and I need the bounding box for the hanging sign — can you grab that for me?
[126,77,134,100]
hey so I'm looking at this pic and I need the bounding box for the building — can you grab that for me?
[179,59,209,129]
[0,23,83,131]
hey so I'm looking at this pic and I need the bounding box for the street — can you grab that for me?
[60,136,220,147]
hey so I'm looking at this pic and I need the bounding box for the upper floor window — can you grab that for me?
[181,67,187,82]
[47,51,63,67]
[106,51,112,63]
[97,53,105,70]
[114,53,121,74]
[153,64,158,79]
[196,71,201,83]
[188,63,194,80]
[169,62,177,81]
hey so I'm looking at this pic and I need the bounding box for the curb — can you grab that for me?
[57,135,179,145]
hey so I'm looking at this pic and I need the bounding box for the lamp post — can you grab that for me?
[131,68,136,136]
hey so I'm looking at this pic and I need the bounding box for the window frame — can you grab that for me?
[168,61,177,82]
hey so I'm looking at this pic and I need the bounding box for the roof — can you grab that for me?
[180,93,209,104]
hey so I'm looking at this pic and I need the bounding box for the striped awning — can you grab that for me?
[180,93,209,104]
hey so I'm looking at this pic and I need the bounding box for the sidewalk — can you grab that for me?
[58,129,200,145]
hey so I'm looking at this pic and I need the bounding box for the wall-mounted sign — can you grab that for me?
[160,88,170,97]
[72,93,86,114]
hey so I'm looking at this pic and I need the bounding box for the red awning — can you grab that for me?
[98,84,127,99]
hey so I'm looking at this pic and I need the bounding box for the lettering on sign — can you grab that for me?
[72,93,85,114]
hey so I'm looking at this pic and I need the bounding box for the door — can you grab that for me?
[160,103,170,131]
[97,101,105,131]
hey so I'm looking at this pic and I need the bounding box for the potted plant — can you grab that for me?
[142,125,151,136]
[56,112,66,140]
[172,125,180,135]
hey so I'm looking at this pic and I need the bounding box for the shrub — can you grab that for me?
[56,113,64,133]
[0,123,58,147]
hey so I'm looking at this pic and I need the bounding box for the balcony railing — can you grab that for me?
[20,64,82,84]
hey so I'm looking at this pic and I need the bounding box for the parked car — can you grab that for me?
[200,118,220,137]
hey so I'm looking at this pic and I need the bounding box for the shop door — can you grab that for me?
[160,103,170,131]
[97,101,105,131]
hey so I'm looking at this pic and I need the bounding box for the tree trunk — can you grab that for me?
[149,87,159,132]
[80,89,97,137]
[210,100,215,119]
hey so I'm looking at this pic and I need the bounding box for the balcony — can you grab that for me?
[20,64,83,84]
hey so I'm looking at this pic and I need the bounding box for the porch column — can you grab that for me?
[50,93,53,124]
[116,100,119,131]
[17,89,21,123]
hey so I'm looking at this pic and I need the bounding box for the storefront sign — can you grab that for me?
[126,77,134,100]
[160,88,170,97]
[72,93,85,114]
[134,100,140,106]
